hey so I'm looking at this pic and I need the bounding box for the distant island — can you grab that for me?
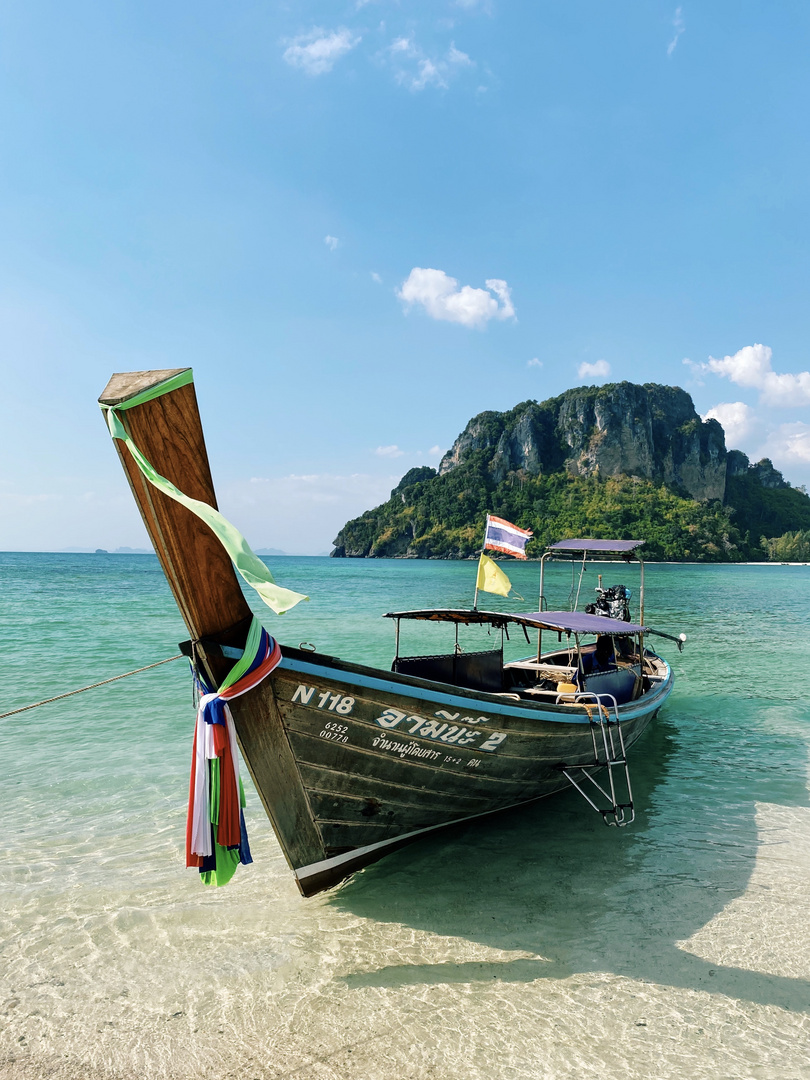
[88,547,152,554]
[332,382,810,562]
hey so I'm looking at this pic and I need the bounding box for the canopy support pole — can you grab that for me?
[639,557,645,625]
[536,551,552,662]
[639,558,645,658]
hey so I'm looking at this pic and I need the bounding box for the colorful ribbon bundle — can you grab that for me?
[186,617,282,886]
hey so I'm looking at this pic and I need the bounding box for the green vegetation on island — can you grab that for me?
[332,383,810,562]
[763,530,810,562]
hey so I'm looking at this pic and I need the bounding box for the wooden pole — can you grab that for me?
[98,370,325,878]
[99,370,252,683]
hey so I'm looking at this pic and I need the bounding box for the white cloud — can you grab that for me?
[414,59,445,91]
[390,36,414,55]
[705,344,771,388]
[373,443,443,462]
[370,271,382,283]
[485,278,515,319]
[283,28,360,76]
[397,267,516,328]
[698,400,810,485]
[577,359,611,380]
[387,37,473,91]
[681,357,704,384]
[324,235,339,251]
[527,357,543,368]
[447,44,472,67]
[702,402,755,446]
[759,423,810,466]
[667,6,685,55]
[703,344,810,407]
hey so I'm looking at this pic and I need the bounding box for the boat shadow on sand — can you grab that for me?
[330,708,810,1014]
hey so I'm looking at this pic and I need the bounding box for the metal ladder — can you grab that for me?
[555,691,635,827]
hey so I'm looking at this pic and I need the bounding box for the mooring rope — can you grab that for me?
[0,655,184,721]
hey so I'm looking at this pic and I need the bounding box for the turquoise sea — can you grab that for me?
[2,552,810,1080]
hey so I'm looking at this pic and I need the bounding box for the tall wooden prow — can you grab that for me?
[98,369,326,890]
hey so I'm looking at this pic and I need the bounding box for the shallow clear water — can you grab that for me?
[2,553,810,1080]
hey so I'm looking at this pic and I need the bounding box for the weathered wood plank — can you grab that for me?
[230,681,326,872]
[281,695,594,768]
[304,787,510,829]
[297,761,498,811]
[274,669,596,751]
[279,689,620,782]
[272,661,622,739]
[99,369,190,407]
[286,731,561,803]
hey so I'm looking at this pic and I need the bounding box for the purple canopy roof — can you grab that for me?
[547,538,645,554]
[385,608,648,635]
[516,610,648,635]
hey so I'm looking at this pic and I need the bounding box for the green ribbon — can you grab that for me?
[101,383,308,617]
[219,617,263,692]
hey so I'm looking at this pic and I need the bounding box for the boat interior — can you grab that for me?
[386,538,676,707]
[390,636,668,706]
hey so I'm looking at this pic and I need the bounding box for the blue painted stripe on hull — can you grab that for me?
[278,656,672,726]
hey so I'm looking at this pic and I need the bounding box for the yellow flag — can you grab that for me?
[476,552,512,597]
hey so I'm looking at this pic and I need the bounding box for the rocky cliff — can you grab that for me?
[332,381,808,561]
[438,383,727,501]
[725,450,790,489]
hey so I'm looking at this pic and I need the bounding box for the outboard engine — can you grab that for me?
[586,584,632,622]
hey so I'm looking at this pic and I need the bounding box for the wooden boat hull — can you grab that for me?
[237,644,672,895]
[98,368,673,897]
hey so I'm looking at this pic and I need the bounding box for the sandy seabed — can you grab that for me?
[3,795,810,1080]
[4,557,810,1080]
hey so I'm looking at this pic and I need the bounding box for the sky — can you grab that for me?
[2,0,810,553]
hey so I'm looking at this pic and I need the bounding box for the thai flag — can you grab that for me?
[484,514,533,560]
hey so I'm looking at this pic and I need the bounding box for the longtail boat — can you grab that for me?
[99,368,683,896]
